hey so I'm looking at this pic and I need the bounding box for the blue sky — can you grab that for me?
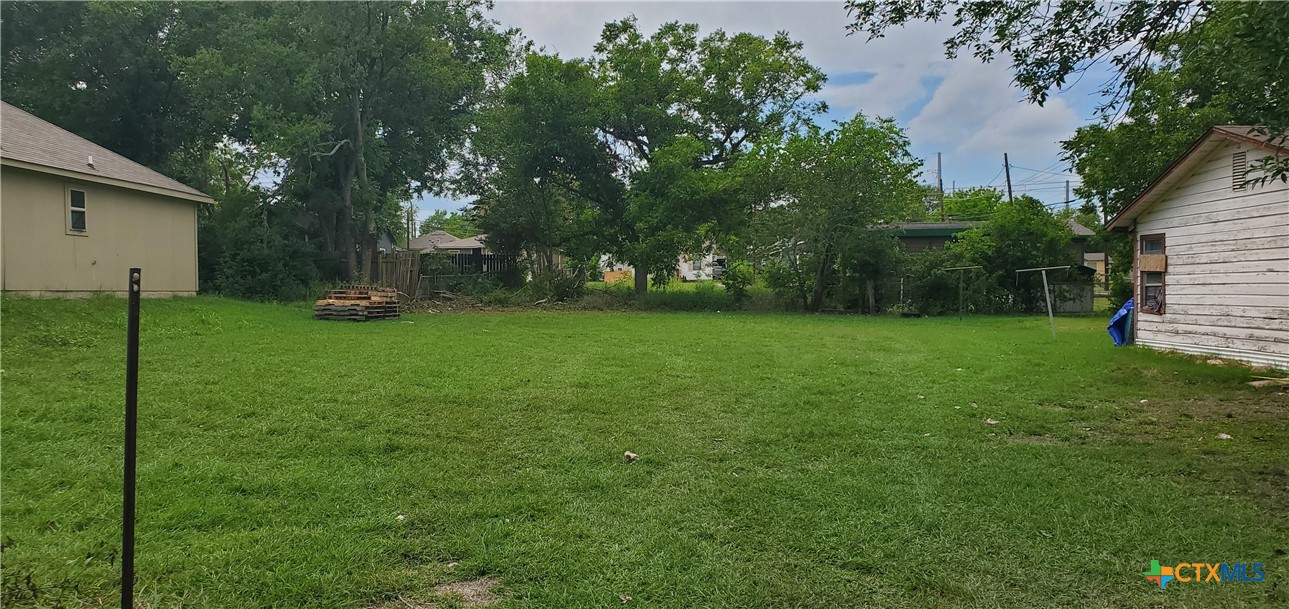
[415,1,1116,220]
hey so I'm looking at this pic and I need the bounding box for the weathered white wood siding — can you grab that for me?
[1133,140,1289,368]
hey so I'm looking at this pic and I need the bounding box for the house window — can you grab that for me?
[1140,234,1164,255]
[1141,272,1165,314]
[66,187,87,234]
[691,259,702,271]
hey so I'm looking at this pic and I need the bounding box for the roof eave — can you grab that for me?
[1105,126,1287,233]
[1,157,214,204]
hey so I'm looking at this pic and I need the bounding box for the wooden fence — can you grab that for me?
[372,250,520,297]
[370,250,421,296]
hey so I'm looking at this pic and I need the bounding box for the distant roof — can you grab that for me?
[1084,252,1105,262]
[438,234,488,249]
[891,221,983,237]
[0,101,212,203]
[1107,125,1288,231]
[1066,218,1095,237]
[407,230,459,250]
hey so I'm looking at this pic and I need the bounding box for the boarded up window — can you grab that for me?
[1140,233,1165,315]
[1233,151,1247,191]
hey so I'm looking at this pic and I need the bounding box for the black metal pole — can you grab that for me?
[123,268,141,609]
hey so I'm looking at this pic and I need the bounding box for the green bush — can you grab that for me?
[199,192,320,301]
[721,260,754,307]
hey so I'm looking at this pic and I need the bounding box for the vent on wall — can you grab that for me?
[1232,150,1247,191]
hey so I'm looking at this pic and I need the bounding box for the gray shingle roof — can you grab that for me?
[0,101,211,201]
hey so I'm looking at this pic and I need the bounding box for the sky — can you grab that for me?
[414,0,1114,221]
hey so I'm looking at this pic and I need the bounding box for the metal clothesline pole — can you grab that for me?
[942,265,983,319]
[1015,265,1075,339]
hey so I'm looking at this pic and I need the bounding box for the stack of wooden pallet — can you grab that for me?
[313,286,400,321]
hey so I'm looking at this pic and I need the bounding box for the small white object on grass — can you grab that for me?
[1139,399,1149,404]
[395,514,406,522]
[985,418,999,426]
[1216,433,1233,440]
[624,451,639,463]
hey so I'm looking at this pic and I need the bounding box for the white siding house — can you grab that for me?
[1108,126,1289,369]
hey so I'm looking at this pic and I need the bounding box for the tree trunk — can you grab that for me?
[358,211,377,282]
[808,247,831,312]
[634,266,648,294]
[865,279,876,314]
[337,156,359,281]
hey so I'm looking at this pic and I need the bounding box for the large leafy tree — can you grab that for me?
[0,1,217,181]
[182,1,514,280]
[467,19,825,292]
[593,19,826,293]
[746,114,923,311]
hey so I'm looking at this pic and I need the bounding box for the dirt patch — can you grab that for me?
[434,577,502,607]
[366,577,502,609]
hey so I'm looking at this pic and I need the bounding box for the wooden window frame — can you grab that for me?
[1140,271,1165,315]
[1139,233,1165,256]
[65,184,88,236]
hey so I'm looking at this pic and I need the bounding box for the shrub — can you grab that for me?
[721,260,754,307]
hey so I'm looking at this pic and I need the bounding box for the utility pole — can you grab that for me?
[1003,153,1014,203]
[1064,180,1071,213]
[936,152,944,220]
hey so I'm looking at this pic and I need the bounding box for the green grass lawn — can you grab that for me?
[2,297,1286,608]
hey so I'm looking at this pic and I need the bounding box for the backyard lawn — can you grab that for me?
[2,297,1286,608]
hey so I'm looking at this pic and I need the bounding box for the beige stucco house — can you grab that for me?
[1,102,212,296]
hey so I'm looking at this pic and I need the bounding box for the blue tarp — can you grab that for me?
[1108,298,1134,346]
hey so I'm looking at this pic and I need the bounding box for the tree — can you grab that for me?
[181,1,514,280]
[845,1,1289,179]
[419,210,479,238]
[944,195,1078,312]
[591,19,826,293]
[844,1,1208,112]
[467,20,826,293]
[942,187,1005,221]
[0,1,218,183]
[746,114,922,311]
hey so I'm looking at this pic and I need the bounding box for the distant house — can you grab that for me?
[677,252,726,281]
[1107,125,1288,369]
[0,102,213,295]
[1083,252,1109,290]
[893,218,1095,258]
[436,234,490,255]
[406,230,458,251]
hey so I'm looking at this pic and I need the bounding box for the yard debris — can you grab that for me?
[955,368,963,372]
[1206,359,1225,365]
[619,594,633,603]
[970,402,978,408]
[917,395,925,399]
[1216,433,1233,440]
[623,451,639,463]
[953,405,961,409]
[314,285,400,321]
[1248,377,1289,388]
[922,433,931,437]
[985,418,999,426]
[1139,399,1149,404]
[395,514,406,522]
